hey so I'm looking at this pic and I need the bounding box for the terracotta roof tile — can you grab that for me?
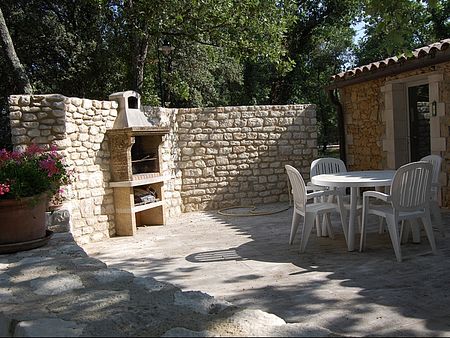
[332,38,450,82]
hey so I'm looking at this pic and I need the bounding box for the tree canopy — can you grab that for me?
[0,0,449,149]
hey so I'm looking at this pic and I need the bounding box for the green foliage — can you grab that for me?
[356,0,450,65]
[0,144,72,201]
[274,0,358,147]
[1,0,448,152]
[112,0,296,105]
[1,0,121,97]
[156,42,244,107]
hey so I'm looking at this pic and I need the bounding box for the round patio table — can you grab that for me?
[311,170,396,251]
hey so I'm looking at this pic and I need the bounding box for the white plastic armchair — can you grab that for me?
[421,155,444,236]
[310,157,347,179]
[285,165,347,253]
[308,158,351,237]
[359,161,437,262]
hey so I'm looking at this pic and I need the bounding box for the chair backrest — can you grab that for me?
[310,157,347,178]
[285,165,307,212]
[420,154,442,199]
[420,154,442,185]
[390,161,433,212]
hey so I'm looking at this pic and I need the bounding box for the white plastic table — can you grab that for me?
[311,170,396,251]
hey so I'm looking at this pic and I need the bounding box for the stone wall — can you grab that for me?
[339,79,386,170]
[439,66,450,208]
[157,105,318,212]
[337,63,450,207]
[8,94,118,244]
[9,95,317,243]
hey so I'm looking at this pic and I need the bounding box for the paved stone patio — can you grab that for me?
[83,203,450,337]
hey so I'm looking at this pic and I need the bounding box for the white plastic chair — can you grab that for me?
[359,161,437,262]
[421,155,445,236]
[285,165,347,252]
[308,158,354,237]
[310,157,348,179]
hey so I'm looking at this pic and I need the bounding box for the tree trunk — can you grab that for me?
[0,8,32,94]
[130,35,149,94]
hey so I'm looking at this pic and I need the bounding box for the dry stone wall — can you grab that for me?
[339,79,386,170]
[8,94,118,244]
[9,95,317,243]
[438,65,450,208]
[158,105,318,212]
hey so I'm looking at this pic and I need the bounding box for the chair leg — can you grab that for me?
[430,201,445,237]
[385,214,402,262]
[422,213,438,255]
[378,217,385,234]
[289,211,301,245]
[315,215,322,237]
[359,205,369,252]
[337,195,348,244]
[400,220,411,244]
[300,213,316,253]
[410,219,421,243]
[357,213,362,234]
[376,186,389,235]
[314,197,322,237]
[321,195,335,238]
[324,213,334,240]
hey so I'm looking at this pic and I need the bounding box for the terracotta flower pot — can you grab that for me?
[0,195,47,245]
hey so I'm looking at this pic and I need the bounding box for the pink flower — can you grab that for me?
[0,149,9,161]
[10,151,23,161]
[49,144,59,156]
[0,183,10,195]
[39,156,60,177]
[25,143,45,156]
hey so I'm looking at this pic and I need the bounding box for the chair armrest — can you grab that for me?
[306,182,328,190]
[306,189,339,200]
[363,190,391,202]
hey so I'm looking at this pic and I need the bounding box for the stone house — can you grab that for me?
[328,38,450,208]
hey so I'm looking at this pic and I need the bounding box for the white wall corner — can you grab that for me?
[385,123,394,139]
[382,139,394,152]
[436,102,446,116]
[431,137,447,151]
[346,134,353,145]
[430,117,441,137]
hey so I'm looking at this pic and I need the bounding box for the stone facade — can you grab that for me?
[9,95,317,244]
[157,105,318,213]
[9,94,118,244]
[337,63,450,207]
[339,79,386,170]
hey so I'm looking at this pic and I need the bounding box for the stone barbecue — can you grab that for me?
[107,91,170,236]
[8,91,318,244]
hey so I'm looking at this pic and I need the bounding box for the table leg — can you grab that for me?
[347,187,358,251]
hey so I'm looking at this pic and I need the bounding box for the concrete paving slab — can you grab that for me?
[83,203,450,337]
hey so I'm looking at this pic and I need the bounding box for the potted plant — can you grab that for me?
[0,144,72,248]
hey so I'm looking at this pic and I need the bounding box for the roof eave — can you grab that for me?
[327,51,450,90]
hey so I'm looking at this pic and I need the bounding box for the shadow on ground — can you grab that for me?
[84,204,450,336]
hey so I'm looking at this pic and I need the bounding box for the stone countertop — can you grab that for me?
[0,233,332,337]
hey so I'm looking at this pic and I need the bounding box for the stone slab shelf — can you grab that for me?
[113,180,166,236]
[133,200,163,213]
[109,175,171,188]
